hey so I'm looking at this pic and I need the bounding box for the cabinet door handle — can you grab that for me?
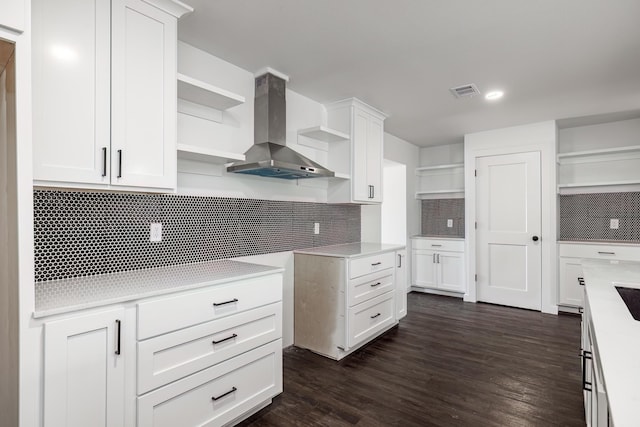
[212,333,238,345]
[117,149,123,178]
[431,244,442,247]
[115,319,121,356]
[597,251,615,255]
[211,387,237,401]
[370,282,382,287]
[371,262,382,266]
[582,350,592,392]
[213,298,238,307]
[368,185,374,199]
[398,254,402,268]
[577,277,585,286]
[370,313,381,319]
[101,147,107,177]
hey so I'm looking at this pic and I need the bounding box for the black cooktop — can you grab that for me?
[616,286,640,321]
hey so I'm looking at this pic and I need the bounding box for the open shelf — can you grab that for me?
[415,163,464,173]
[298,126,349,143]
[557,145,640,163]
[416,189,464,197]
[177,144,245,164]
[177,73,245,111]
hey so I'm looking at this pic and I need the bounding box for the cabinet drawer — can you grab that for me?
[559,243,640,261]
[412,238,464,252]
[138,340,282,427]
[137,303,282,394]
[348,270,394,307]
[349,252,395,279]
[348,291,395,348]
[138,274,282,339]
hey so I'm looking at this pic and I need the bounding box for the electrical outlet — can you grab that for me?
[447,219,453,228]
[150,223,162,242]
[610,218,619,229]
[314,222,320,235]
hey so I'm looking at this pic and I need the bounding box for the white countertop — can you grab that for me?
[294,242,405,258]
[582,259,640,427]
[34,260,284,318]
[411,235,464,241]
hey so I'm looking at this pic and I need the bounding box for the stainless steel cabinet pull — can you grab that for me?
[582,350,592,392]
[371,262,382,266]
[368,185,374,199]
[115,319,121,355]
[211,387,237,401]
[213,298,238,307]
[370,313,381,319]
[117,149,123,178]
[431,244,442,247]
[598,251,615,255]
[101,147,107,177]
[370,282,382,287]
[398,254,402,268]
[212,333,237,344]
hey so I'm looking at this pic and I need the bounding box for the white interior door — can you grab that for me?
[476,151,541,310]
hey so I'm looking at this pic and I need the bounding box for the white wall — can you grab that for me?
[558,117,640,153]
[381,160,407,245]
[464,120,558,314]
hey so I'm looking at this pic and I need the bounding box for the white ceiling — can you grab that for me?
[178,0,640,147]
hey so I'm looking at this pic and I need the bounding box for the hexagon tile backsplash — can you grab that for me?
[33,190,361,282]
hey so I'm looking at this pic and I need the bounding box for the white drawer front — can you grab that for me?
[348,291,395,348]
[412,238,464,252]
[349,252,395,279]
[559,243,640,261]
[138,274,282,340]
[138,340,283,427]
[137,303,282,394]
[348,270,394,307]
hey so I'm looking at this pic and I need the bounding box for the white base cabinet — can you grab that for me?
[395,249,408,320]
[558,243,640,308]
[581,299,609,427]
[42,271,283,427]
[44,308,127,427]
[294,248,403,360]
[411,238,465,294]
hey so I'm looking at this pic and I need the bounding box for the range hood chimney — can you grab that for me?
[226,72,334,179]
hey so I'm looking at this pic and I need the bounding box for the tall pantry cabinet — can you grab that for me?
[32,0,192,191]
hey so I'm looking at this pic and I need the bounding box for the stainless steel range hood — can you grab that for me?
[227,73,334,179]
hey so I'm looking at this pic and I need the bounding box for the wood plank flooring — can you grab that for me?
[239,293,584,426]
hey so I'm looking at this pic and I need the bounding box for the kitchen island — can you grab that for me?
[581,259,640,427]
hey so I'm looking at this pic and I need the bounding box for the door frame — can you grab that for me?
[463,121,558,314]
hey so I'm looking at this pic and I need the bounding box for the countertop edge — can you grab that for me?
[293,243,405,258]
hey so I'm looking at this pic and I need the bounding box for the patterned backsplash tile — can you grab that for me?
[421,199,465,237]
[34,190,361,281]
[559,192,640,242]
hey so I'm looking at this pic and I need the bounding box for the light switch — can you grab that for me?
[610,219,619,229]
[447,219,453,228]
[150,223,162,242]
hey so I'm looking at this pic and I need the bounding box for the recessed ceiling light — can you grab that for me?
[485,91,504,100]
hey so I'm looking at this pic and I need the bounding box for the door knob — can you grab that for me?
[532,236,540,242]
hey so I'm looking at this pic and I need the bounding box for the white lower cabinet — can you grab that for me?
[411,238,465,294]
[581,301,609,427]
[558,243,640,308]
[43,272,283,427]
[294,248,403,360]
[44,307,127,427]
[395,249,408,320]
[138,340,282,427]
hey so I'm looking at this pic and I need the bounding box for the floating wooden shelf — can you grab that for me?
[177,73,245,111]
[177,144,245,164]
[297,126,350,143]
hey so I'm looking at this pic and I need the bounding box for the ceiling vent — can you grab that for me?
[449,84,480,98]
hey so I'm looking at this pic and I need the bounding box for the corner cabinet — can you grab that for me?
[326,98,387,204]
[32,0,192,192]
[411,237,465,294]
[44,308,128,427]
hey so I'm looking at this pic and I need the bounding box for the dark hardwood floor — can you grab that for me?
[239,293,584,426]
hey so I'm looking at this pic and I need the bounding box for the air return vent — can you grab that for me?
[449,84,480,98]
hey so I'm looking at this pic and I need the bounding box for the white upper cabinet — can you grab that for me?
[33,0,191,191]
[0,0,25,33]
[326,98,387,204]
